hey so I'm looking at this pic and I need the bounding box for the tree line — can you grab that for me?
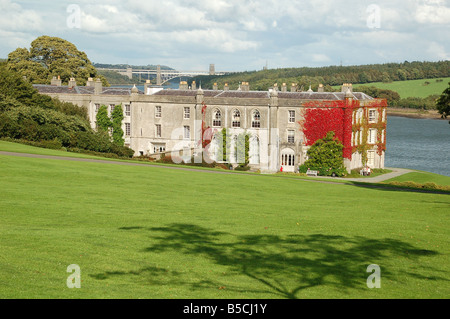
[192,61,450,91]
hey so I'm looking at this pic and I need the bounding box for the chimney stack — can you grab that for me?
[51,76,62,86]
[144,79,151,94]
[241,81,249,91]
[273,83,279,91]
[318,83,324,92]
[68,77,77,89]
[86,77,94,87]
[290,83,297,92]
[281,83,287,92]
[224,83,229,91]
[341,83,353,93]
[94,78,102,94]
[191,81,196,90]
[213,82,218,90]
[179,81,188,90]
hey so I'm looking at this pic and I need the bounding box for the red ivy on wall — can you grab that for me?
[299,98,387,162]
[201,102,213,148]
[299,100,357,159]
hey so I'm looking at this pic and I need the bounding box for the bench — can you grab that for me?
[306,170,318,176]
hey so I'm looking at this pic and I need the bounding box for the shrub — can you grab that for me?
[39,138,63,150]
[302,131,347,177]
[234,164,250,171]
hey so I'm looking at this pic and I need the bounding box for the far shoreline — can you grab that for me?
[386,107,445,120]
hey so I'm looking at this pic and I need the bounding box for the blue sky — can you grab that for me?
[1,0,449,72]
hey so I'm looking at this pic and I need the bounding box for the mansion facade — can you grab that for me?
[34,78,387,173]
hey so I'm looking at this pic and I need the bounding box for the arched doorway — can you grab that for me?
[281,148,295,172]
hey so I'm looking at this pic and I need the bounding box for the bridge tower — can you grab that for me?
[126,67,132,79]
[209,64,215,76]
[156,65,162,86]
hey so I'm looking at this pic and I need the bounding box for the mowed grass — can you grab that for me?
[385,171,450,186]
[0,147,449,299]
[334,77,450,98]
[0,140,110,160]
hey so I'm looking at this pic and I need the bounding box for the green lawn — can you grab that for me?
[385,171,450,186]
[0,144,449,299]
[0,140,110,160]
[334,77,450,98]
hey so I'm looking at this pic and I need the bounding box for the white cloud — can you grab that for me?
[427,42,450,60]
[1,0,449,71]
[311,54,331,63]
[415,1,450,24]
[0,0,44,32]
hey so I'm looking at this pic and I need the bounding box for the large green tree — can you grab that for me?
[7,36,109,86]
[436,82,450,122]
[302,131,347,176]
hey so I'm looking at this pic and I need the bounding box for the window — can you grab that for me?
[251,110,261,128]
[155,124,161,137]
[281,149,295,168]
[232,109,241,127]
[231,136,238,163]
[367,151,375,166]
[368,128,377,144]
[287,130,295,143]
[155,106,161,118]
[213,109,221,127]
[125,104,131,116]
[110,104,115,113]
[184,126,190,139]
[153,144,166,153]
[95,103,100,113]
[288,110,295,123]
[282,154,295,166]
[184,107,190,119]
[125,123,131,136]
[250,136,260,164]
[368,109,377,123]
[208,136,220,162]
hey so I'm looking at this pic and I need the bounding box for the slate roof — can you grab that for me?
[34,85,373,100]
[33,85,144,95]
[153,89,374,100]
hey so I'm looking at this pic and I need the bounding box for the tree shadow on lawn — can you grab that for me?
[346,181,450,195]
[91,224,445,298]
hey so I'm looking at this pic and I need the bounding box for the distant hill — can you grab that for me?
[190,60,450,92]
[96,69,138,85]
[340,77,450,99]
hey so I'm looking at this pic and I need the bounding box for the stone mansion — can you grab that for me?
[34,77,387,173]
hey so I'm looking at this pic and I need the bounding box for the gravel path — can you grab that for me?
[315,167,413,183]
